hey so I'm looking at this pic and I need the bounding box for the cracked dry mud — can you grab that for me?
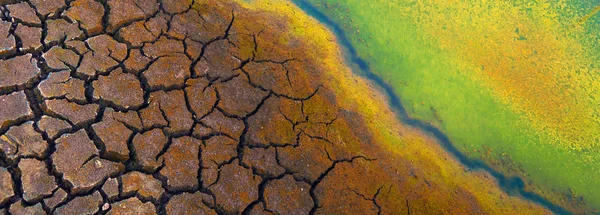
[0,0,549,214]
[0,0,387,214]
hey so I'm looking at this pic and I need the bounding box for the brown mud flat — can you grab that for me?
[0,0,551,214]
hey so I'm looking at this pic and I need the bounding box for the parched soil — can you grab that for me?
[0,0,551,214]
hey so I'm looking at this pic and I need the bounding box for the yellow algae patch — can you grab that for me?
[408,0,600,150]
[233,0,552,214]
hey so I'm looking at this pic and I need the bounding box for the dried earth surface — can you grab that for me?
[0,0,552,214]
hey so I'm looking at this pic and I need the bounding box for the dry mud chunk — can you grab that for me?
[200,110,244,139]
[144,13,169,35]
[107,0,158,32]
[77,35,127,77]
[121,171,164,201]
[0,168,14,205]
[313,160,383,215]
[64,0,104,34]
[53,130,124,193]
[201,136,237,187]
[278,98,306,125]
[42,47,79,70]
[148,90,193,134]
[103,108,143,131]
[215,75,268,117]
[108,198,156,215]
[30,0,65,16]
[9,201,44,215]
[248,26,294,63]
[44,189,67,210]
[6,3,40,25]
[264,175,313,215]
[119,21,158,46]
[93,69,144,109]
[19,158,57,202]
[0,21,15,54]
[118,14,167,47]
[166,192,215,215]
[209,163,261,214]
[186,78,217,118]
[0,123,47,160]
[278,135,332,182]
[0,54,39,88]
[195,40,241,80]
[37,118,70,141]
[242,147,285,177]
[238,62,288,92]
[14,25,41,50]
[0,91,33,130]
[143,54,191,90]
[168,8,230,42]
[38,71,85,101]
[246,97,297,147]
[102,178,119,199]
[45,19,83,44]
[65,40,88,54]
[132,129,166,171]
[139,102,167,129]
[225,32,255,61]
[203,136,237,166]
[159,137,200,191]
[299,90,338,123]
[55,191,103,215]
[185,38,203,59]
[92,118,132,161]
[143,36,184,58]
[37,116,71,139]
[161,0,191,14]
[243,61,320,98]
[124,49,151,73]
[43,100,98,126]
[201,167,218,189]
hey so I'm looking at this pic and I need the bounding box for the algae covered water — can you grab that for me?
[294,0,600,213]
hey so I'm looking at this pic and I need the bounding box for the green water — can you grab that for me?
[304,0,600,211]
